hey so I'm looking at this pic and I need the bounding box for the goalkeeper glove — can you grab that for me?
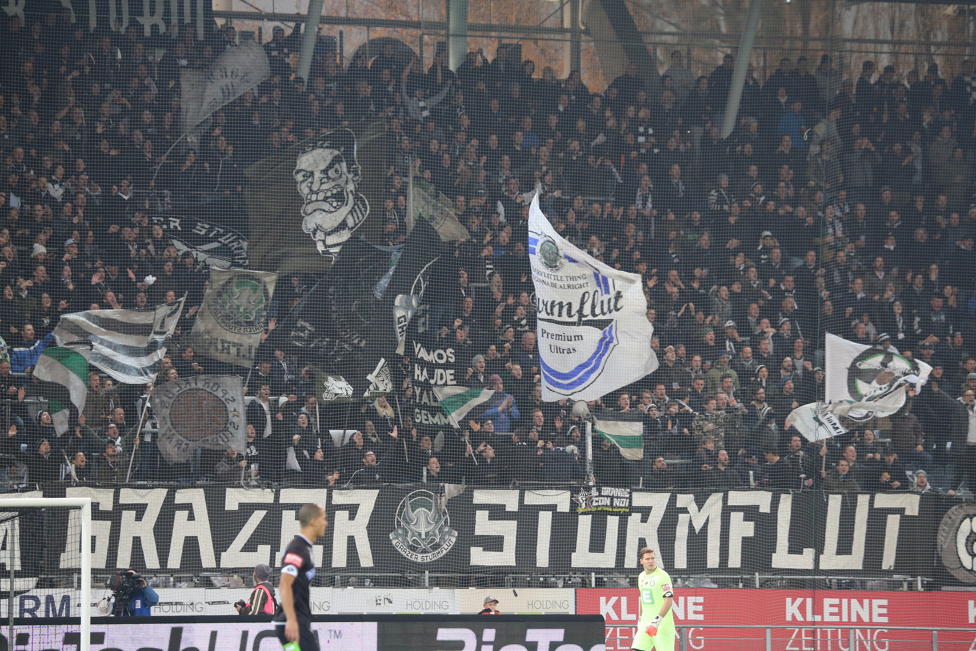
[645,615,663,636]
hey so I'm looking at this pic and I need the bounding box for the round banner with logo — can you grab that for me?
[938,502,976,584]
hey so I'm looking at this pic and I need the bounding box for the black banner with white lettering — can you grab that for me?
[19,487,962,583]
[21,0,215,38]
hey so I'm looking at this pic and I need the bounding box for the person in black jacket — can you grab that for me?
[866,447,909,492]
[707,449,743,490]
[762,447,799,490]
[26,438,59,485]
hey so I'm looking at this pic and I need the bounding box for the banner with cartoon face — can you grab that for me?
[245,123,386,274]
[189,268,278,368]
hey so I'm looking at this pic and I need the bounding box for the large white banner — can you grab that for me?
[824,333,931,420]
[528,195,657,400]
[181,42,271,134]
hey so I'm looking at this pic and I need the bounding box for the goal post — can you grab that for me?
[0,496,92,651]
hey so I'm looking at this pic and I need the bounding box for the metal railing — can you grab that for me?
[606,624,976,651]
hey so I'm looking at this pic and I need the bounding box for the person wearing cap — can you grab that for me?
[734,447,765,486]
[910,470,937,494]
[917,340,937,368]
[867,447,909,492]
[479,596,501,615]
[719,320,746,357]
[467,354,488,388]
[756,230,777,266]
[236,564,278,615]
[960,371,976,398]
[875,332,900,354]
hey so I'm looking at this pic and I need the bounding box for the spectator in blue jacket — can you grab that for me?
[481,375,520,433]
[10,324,55,373]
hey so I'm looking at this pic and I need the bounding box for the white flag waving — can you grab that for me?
[54,298,185,384]
[528,195,657,401]
[824,333,931,420]
[181,42,271,134]
[786,403,848,442]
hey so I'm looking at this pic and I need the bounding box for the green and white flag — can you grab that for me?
[593,411,645,461]
[434,386,507,429]
[33,346,90,436]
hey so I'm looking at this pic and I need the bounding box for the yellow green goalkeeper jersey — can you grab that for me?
[632,567,676,650]
[637,567,674,625]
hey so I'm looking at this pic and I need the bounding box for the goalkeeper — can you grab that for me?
[632,547,675,651]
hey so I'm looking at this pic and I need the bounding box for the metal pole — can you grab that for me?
[125,374,159,484]
[720,0,764,138]
[80,501,91,651]
[569,0,580,74]
[296,0,325,84]
[765,628,772,651]
[932,629,938,651]
[8,515,14,643]
[447,0,468,71]
[679,628,688,651]
[585,420,594,485]
[849,628,855,650]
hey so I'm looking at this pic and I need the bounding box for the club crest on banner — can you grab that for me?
[212,274,271,336]
[155,376,246,462]
[938,503,976,584]
[845,347,920,404]
[536,234,565,272]
[389,490,458,563]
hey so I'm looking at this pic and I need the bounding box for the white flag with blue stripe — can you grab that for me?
[528,195,657,401]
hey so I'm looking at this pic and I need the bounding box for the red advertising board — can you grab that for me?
[577,589,976,651]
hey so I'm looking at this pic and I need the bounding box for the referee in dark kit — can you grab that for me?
[275,503,327,651]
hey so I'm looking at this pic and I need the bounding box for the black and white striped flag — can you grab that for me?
[53,298,186,385]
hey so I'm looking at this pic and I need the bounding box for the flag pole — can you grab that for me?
[125,372,159,483]
[394,394,409,463]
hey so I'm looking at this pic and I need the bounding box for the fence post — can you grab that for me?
[849,628,855,650]
[679,627,688,651]
[765,627,772,651]
[932,629,938,651]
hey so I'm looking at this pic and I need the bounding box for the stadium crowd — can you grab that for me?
[0,8,975,494]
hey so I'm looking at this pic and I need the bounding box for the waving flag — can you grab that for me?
[593,411,646,461]
[154,376,246,463]
[181,42,271,134]
[528,195,657,401]
[825,333,931,420]
[33,346,90,435]
[190,268,278,368]
[53,298,185,385]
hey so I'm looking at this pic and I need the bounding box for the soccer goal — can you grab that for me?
[0,496,92,651]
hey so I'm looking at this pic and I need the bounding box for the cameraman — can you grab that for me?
[235,564,277,616]
[111,569,158,616]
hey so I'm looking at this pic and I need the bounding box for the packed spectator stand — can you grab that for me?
[1,7,975,497]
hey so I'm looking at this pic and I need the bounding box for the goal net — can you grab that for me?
[0,497,91,651]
